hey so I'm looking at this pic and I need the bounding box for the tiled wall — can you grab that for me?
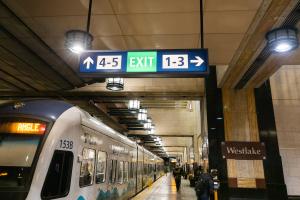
[270,65,300,196]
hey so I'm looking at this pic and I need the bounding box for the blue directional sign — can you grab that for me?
[79,49,208,78]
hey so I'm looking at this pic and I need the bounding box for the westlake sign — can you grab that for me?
[221,141,266,160]
[78,49,208,78]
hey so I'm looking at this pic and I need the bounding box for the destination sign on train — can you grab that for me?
[0,122,46,134]
[78,49,208,78]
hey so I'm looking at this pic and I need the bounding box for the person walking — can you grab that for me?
[195,170,214,200]
[173,167,182,191]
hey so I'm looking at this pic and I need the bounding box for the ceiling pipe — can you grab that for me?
[200,0,204,48]
[86,0,93,34]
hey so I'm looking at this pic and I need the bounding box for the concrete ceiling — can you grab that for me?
[71,78,204,99]
[2,0,262,66]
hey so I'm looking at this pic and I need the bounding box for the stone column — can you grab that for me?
[222,88,265,188]
[206,66,287,199]
[194,100,201,164]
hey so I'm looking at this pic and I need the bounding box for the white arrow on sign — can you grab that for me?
[190,56,204,66]
[83,57,94,69]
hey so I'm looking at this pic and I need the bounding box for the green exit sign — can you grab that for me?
[126,51,157,72]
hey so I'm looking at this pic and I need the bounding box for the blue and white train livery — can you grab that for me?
[0,99,164,200]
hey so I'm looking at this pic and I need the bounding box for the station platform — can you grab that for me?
[132,173,197,200]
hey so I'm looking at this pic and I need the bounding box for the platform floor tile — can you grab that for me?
[132,173,197,200]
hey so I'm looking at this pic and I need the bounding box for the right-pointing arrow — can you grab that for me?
[190,56,204,67]
[83,56,94,69]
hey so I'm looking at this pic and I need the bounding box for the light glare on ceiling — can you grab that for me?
[274,42,294,52]
[69,44,84,54]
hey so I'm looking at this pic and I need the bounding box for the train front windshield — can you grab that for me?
[0,120,46,189]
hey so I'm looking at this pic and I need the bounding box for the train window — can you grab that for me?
[96,151,106,183]
[0,136,41,189]
[138,162,142,175]
[143,164,147,175]
[124,162,128,182]
[41,150,73,199]
[79,148,95,187]
[109,160,117,184]
[109,160,113,183]
[128,162,131,179]
[129,162,132,179]
[129,162,133,178]
[132,162,135,178]
[117,161,123,184]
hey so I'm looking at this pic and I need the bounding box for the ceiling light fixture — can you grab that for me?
[65,30,93,54]
[65,0,94,53]
[128,100,140,111]
[144,121,152,129]
[151,125,155,130]
[106,78,124,91]
[157,140,163,145]
[148,129,155,134]
[148,126,155,135]
[266,27,298,53]
[138,109,147,121]
[144,118,153,130]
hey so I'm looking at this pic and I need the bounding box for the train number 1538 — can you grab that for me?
[59,140,73,149]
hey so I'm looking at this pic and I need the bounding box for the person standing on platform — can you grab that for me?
[195,170,214,200]
[173,166,182,191]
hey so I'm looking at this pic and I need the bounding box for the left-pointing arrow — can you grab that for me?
[83,57,94,69]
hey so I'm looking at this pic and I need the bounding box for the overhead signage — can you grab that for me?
[0,122,46,135]
[78,49,208,77]
[221,141,266,160]
[127,51,157,72]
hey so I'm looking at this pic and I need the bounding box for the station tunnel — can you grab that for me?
[0,0,300,200]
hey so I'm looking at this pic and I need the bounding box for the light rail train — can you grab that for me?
[0,100,164,200]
